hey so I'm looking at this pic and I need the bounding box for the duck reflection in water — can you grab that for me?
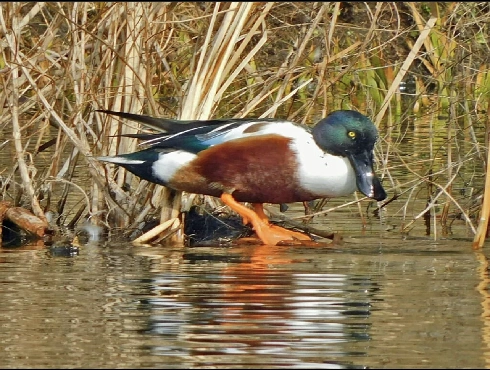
[136,244,375,366]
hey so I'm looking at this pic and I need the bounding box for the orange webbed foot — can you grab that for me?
[253,203,312,243]
[221,194,313,246]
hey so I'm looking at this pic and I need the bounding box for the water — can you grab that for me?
[0,234,488,368]
[1,101,488,367]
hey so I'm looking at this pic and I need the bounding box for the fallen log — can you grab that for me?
[0,201,48,246]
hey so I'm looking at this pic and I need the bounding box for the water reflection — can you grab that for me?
[139,244,379,368]
[0,239,487,368]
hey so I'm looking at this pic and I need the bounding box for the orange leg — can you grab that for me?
[252,203,312,242]
[220,193,311,245]
[252,203,270,222]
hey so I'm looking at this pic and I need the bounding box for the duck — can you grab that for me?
[96,109,387,245]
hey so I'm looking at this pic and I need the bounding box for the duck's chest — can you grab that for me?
[294,147,357,198]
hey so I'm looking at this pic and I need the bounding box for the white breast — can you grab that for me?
[290,137,357,198]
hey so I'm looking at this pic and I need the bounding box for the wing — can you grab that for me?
[96,110,309,154]
[96,109,244,133]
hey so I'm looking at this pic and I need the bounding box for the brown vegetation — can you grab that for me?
[0,2,489,246]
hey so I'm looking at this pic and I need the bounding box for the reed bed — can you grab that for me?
[0,2,489,246]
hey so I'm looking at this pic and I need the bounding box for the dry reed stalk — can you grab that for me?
[132,217,180,246]
[473,104,490,249]
[396,154,476,235]
[215,2,274,101]
[238,4,363,121]
[0,3,46,223]
[439,100,457,236]
[264,4,328,118]
[95,3,150,227]
[181,2,262,120]
[374,16,437,125]
[119,2,277,244]
[83,4,177,236]
[297,2,341,122]
[406,3,457,110]
[1,4,139,234]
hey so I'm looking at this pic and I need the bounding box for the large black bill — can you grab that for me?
[348,151,387,201]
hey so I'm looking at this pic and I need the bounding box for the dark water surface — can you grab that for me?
[1,233,488,369]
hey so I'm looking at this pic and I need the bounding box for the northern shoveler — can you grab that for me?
[96,109,387,245]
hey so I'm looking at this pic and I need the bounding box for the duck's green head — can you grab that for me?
[313,110,387,201]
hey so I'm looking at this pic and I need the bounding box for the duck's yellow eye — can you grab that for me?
[348,131,356,139]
